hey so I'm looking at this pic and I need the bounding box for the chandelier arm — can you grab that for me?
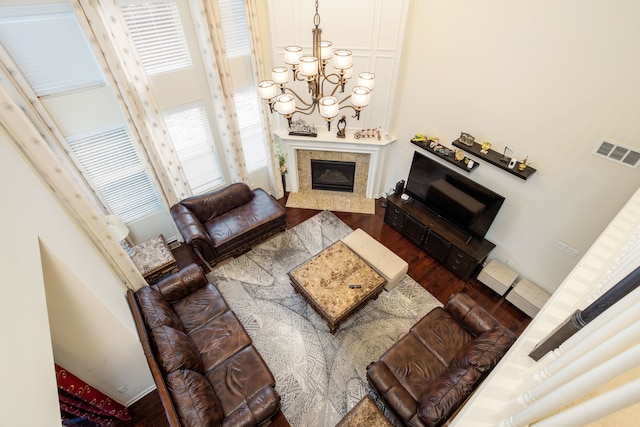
[294,103,318,116]
[282,87,314,108]
[337,103,362,120]
[322,72,343,85]
[337,94,353,105]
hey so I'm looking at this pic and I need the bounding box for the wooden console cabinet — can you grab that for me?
[384,194,496,281]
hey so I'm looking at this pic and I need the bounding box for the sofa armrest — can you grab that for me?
[444,293,502,336]
[417,365,483,427]
[126,290,181,427]
[367,361,419,423]
[154,264,208,303]
[170,203,215,261]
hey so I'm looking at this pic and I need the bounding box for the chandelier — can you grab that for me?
[258,0,375,131]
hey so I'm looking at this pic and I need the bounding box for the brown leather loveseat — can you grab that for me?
[171,183,286,265]
[127,264,281,426]
[366,293,515,426]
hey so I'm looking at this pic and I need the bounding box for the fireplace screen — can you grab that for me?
[311,159,356,193]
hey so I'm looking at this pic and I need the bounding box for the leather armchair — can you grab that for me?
[367,293,516,426]
[171,183,286,264]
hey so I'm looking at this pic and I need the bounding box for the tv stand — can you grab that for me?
[384,194,496,281]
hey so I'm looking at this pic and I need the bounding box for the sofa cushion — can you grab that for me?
[152,325,203,374]
[166,369,223,427]
[171,283,229,334]
[203,189,286,255]
[410,308,473,367]
[452,327,515,373]
[190,310,252,372]
[181,183,254,223]
[136,286,183,331]
[379,332,448,402]
[206,346,276,417]
[417,365,483,427]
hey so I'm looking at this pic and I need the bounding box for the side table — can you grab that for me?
[335,395,391,427]
[131,234,179,284]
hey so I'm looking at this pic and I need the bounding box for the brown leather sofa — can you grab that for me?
[127,264,281,426]
[366,293,515,427]
[171,183,286,265]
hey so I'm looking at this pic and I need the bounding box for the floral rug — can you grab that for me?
[207,210,441,426]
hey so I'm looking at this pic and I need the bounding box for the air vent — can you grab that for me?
[593,140,640,169]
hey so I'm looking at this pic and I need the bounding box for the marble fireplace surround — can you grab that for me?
[276,130,396,199]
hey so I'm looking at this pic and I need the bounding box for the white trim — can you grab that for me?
[275,129,396,198]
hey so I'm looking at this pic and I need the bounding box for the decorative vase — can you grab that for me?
[281,174,286,192]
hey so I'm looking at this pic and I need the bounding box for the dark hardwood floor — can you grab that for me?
[118,194,530,427]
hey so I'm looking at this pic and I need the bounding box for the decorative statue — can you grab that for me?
[336,115,346,138]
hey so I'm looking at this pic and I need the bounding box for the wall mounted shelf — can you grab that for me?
[410,139,479,172]
[452,139,536,180]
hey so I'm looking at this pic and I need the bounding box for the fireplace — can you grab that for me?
[311,159,356,192]
[276,130,398,199]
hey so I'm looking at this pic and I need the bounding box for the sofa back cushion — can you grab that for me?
[166,369,223,427]
[444,292,502,336]
[154,264,208,303]
[152,325,204,374]
[181,183,254,222]
[452,327,516,373]
[410,308,473,366]
[136,286,183,331]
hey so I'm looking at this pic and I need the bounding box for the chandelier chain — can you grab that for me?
[314,0,320,28]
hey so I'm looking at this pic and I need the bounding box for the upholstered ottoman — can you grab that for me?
[478,259,518,296]
[342,228,408,290]
[506,278,550,317]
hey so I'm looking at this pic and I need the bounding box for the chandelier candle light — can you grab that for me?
[258,0,375,131]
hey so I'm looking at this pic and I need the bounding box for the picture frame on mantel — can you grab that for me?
[288,118,317,137]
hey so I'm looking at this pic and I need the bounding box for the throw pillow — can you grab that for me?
[166,369,223,427]
[452,327,515,373]
[152,325,203,374]
[136,286,183,331]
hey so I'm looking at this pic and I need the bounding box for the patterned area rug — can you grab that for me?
[207,211,441,426]
[285,190,376,214]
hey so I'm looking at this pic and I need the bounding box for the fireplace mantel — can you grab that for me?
[275,129,397,199]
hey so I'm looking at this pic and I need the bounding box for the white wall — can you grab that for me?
[387,0,640,292]
[265,0,640,291]
[0,129,154,423]
[0,144,60,425]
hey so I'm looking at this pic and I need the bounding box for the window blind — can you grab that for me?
[216,0,250,58]
[234,87,267,172]
[120,0,192,75]
[67,125,165,223]
[0,3,105,96]
[163,103,225,195]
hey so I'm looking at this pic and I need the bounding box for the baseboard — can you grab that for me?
[124,384,157,407]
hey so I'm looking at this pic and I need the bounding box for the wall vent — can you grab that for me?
[593,140,640,169]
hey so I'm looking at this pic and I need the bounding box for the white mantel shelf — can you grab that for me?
[275,129,397,199]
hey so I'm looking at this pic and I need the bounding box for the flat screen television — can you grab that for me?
[404,151,505,240]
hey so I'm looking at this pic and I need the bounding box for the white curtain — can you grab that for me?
[188,0,249,184]
[243,0,284,198]
[0,71,146,291]
[73,0,191,204]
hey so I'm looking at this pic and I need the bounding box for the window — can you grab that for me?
[67,125,165,223]
[216,0,250,58]
[163,103,225,194]
[216,0,267,171]
[234,87,267,172]
[0,3,105,96]
[120,0,192,75]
